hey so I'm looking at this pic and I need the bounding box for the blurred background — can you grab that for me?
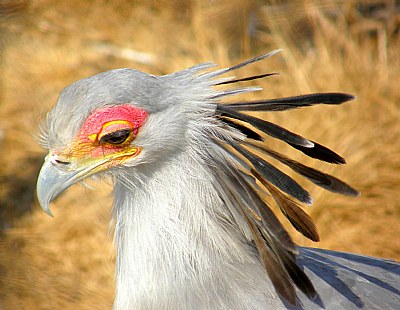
[1,0,399,309]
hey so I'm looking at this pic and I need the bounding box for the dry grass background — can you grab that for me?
[0,0,399,309]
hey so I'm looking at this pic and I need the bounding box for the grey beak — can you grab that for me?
[36,157,79,217]
[37,153,111,216]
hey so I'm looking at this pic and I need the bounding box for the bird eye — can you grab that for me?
[99,129,131,145]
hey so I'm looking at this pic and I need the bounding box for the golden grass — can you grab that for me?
[1,0,399,308]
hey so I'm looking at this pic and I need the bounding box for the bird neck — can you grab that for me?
[112,150,282,309]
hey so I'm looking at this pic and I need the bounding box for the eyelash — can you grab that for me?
[99,129,132,145]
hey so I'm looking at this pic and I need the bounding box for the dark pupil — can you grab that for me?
[100,129,131,145]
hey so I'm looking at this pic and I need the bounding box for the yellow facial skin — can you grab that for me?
[53,120,142,172]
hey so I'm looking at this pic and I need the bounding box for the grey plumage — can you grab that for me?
[297,248,400,309]
[36,50,400,309]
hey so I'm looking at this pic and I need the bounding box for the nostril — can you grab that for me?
[47,154,70,166]
[55,159,70,165]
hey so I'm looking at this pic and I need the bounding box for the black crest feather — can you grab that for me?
[209,51,357,305]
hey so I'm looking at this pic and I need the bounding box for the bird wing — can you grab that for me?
[294,247,400,309]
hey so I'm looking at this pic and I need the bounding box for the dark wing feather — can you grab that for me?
[212,140,318,304]
[249,219,297,305]
[220,167,299,304]
[216,73,278,85]
[232,165,317,301]
[223,93,355,111]
[244,140,359,196]
[270,240,317,300]
[207,50,358,306]
[252,169,320,242]
[217,105,314,148]
[223,50,281,73]
[218,117,263,141]
[288,141,345,164]
[217,104,346,164]
[213,154,296,252]
[229,142,312,205]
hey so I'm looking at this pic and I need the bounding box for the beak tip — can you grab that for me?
[37,195,54,217]
[42,205,54,217]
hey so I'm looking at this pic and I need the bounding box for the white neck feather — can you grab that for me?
[112,148,284,310]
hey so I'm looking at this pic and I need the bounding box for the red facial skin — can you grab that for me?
[60,105,148,160]
[79,105,148,143]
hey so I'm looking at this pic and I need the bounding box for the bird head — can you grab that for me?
[37,65,218,216]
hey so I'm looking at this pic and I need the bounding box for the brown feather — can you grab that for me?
[267,235,317,300]
[253,169,320,242]
[244,211,297,305]
[221,157,297,253]
[212,142,318,304]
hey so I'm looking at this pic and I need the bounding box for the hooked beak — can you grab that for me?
[36,154,109,217]
[37,146,141,216]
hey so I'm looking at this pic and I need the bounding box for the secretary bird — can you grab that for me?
[36,50,400,309]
